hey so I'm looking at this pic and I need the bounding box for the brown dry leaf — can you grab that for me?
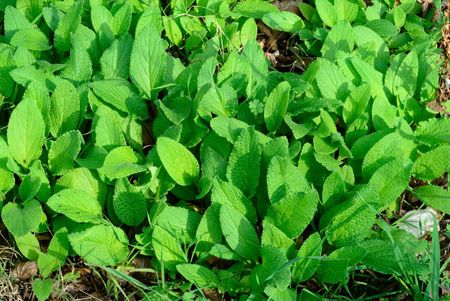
[203,288,222,301]
[272,0,300,14]
[10,262,37,280]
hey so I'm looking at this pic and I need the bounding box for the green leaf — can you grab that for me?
[48,131,83,175]
[130,24,167,99]
[112,2,132,36]
[10,28,51,51]
[226,127,261,197]
[49,80,80,137]
[196,204,222,251]
[362,132,416,178]
[386,50,419,100]
[156,137,199,186]
[324,185,379,247]
[315,0,337,27]
[101,146,146,180]
[321,21,354,61]
[47,189,103,223]
[261,220,295,255]
[68,224,129,266]
[54,1,83,52]
[1,200,43,237]
[90,79,135,114]
[316,59,349,100]
[232,0,278,19]
[55,168,107,207]
[343,83,370,126]
[152,225,186,270]
[155,205,201,242]
[100,35,133,79]
[61,44,93,84]
[366,19,399,39]
[267,156,311,203]
[93,105,126,151]
[241,40,268,97]
[293,233,322,282]
[211,179,257,225]
[315,246,365,283]
[163,16,183,46]
[334,0,359,22]
[262,11,304,33]
[220,204,260,261]
[264,82,291,132]
[368,159,412,210]
[32,279,53,301]
[266,191,318,239]
[113,184,147,226]
[414,186,450,215]
[14,232,40,260]
[176,264,218,288]
[415,118,450,146]
[7,98,45,168]
[47,228,69,265]
[18,173,41,202]
[412,145,450,180]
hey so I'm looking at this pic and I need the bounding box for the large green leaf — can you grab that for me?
[130,24,167,99]
[414,186,450,215]
[101,146,146,180]
[156,137,199,186]
[47,189,103,223]
[220,204,260,261]
[7,98,45,168]
[1,200,43,237]
[152,225,186,270]
[226,127,261,197]
[266,191,318,239]
[412,145,450,180]
[68,224,129,266]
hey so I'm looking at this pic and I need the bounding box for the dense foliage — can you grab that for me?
[0,0,448,299]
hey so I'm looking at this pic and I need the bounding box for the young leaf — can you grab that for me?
[156,137,199,186]
[32,279,53,301]
[264,81,291,132]
[7,98,45,168]
[220,204,260,261]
